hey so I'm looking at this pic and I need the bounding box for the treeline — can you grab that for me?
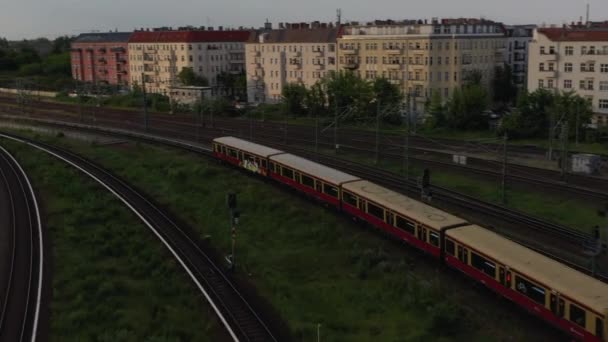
[0,36,73,90]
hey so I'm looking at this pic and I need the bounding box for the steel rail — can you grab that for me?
[0,132,279,342]
[0,144,43,342]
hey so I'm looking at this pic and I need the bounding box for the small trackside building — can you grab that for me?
[268,153,360,207]
[341,180,467,257]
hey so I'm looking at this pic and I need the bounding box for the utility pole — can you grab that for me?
[313,106,319,159]
[374,99,381,165]
[548,112,555,160]
[560,122,569,180]
[501,134,508,204]
[284,100,288,145]
[317,323,321,342]
[575,100,580,146]
[196,89,203,141]
[404,110,410,181]
[141,72,149,132]
[334,100,339,154]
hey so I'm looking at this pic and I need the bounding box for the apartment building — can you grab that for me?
[504,25,535,87]
[246,22,340,103]
[337,18,506,112]
[527,27,608,126]
[128,28,251,98]
[70,32,131,87]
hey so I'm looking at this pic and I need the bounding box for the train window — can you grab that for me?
[342,191,358,207]
[228,148,238,158]
[261,159,267,169]
[445,239,455,256]
[515,276,546,305]
[558,298,565,317]
[214,144,220,152]
[596,317,603,339]
[221,145,226,154]
[367,202,385,221]
[323,184,338,198]
[301,174,315,188]
[569,304,586,328]
[281,167,294,179]
[269,162,276,172]
[395,216,415,235]
[429,231,440,247]
[471,252,496,278]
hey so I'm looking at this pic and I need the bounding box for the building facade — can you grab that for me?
[527,27,608,126]
[337,18,506,113]
[70,32,131,87]
[504,25,535,87]
[128,29,251,100]
[246,23,340,103]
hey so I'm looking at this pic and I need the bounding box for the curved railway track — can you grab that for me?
[0,145,43,342]
[0,132,283,342]
[0,112,606,278]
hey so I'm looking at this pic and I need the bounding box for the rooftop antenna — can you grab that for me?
[336,8,342,25]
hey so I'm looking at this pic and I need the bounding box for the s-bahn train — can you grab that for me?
[213,136,608,342]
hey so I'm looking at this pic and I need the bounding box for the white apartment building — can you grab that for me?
[246,23,340,103]
[337,18,507,112]
[504,25,535,87]
[128,29,251,102]
[528,27,608,126]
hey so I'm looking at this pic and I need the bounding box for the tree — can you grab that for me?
[320,70,374,119]
[216,71,246,100]
[463,69,483,87]
[445,84,489,130]
[51,36,73,54]
[492,64,517,106]
[177,67,208,86]
[372,77,403,123]
[281,83,308,116]
[304,82,327,116]
[425,90,445,129]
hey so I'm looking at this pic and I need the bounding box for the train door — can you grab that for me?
[417,227,427,242]
[499,267,505,285]
[550,293,565,318]
[457,246,468,263]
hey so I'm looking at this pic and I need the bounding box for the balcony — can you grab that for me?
[230,59,245,64]
[251,75,261,81]
[117,58,127,64]
[98,58,107,64]
[312,49,324,56]
[344,62,359,70]
[313,63,325,70]
[342,49,358,54]
[389,79,402,85]
[385,63,401,70]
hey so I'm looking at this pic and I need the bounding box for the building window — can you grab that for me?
[564,63,572,72]
[539,63,545,71]
[580,80,586,90]
[564,80,572,89]
[599,99,608,109]
[565,46,574,55]
[538,79,544,88]
[600,81,608,91]
[548,63,554,71]
[547,79,554,89]
[540,46,545,54]
[588,80,594,90]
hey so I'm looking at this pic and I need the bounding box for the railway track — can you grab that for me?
[3,94,607,202]
[1,114,605,282]
[0,145,43,342]
[0,131,284,342]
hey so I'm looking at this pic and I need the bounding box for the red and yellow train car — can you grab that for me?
[341,180,467,257]
[213,136,283,176]
[268,153,360,208]
[446,226,607,341]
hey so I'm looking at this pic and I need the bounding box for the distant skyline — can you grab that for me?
[1,0,605,40]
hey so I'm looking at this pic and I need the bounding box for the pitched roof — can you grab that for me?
[73,32,132,43]
[248,27,341,44]
[128,30,252,43]
[538,28,608,42]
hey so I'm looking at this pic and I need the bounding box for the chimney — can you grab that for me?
[264,19,272,30]
[219,26,223,31]
[208,26,214,31]
[424,19,428,24]
[279,23,284,29]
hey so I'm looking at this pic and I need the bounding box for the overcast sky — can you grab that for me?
[0,0,605,40]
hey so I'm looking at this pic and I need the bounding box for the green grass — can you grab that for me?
[7,129,567,341]
[0,138,227,342]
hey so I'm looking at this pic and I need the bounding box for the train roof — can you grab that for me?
[270,153,360,185]
[213,137,283,157]
[447,225,608,314]
[342,180,467,230]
